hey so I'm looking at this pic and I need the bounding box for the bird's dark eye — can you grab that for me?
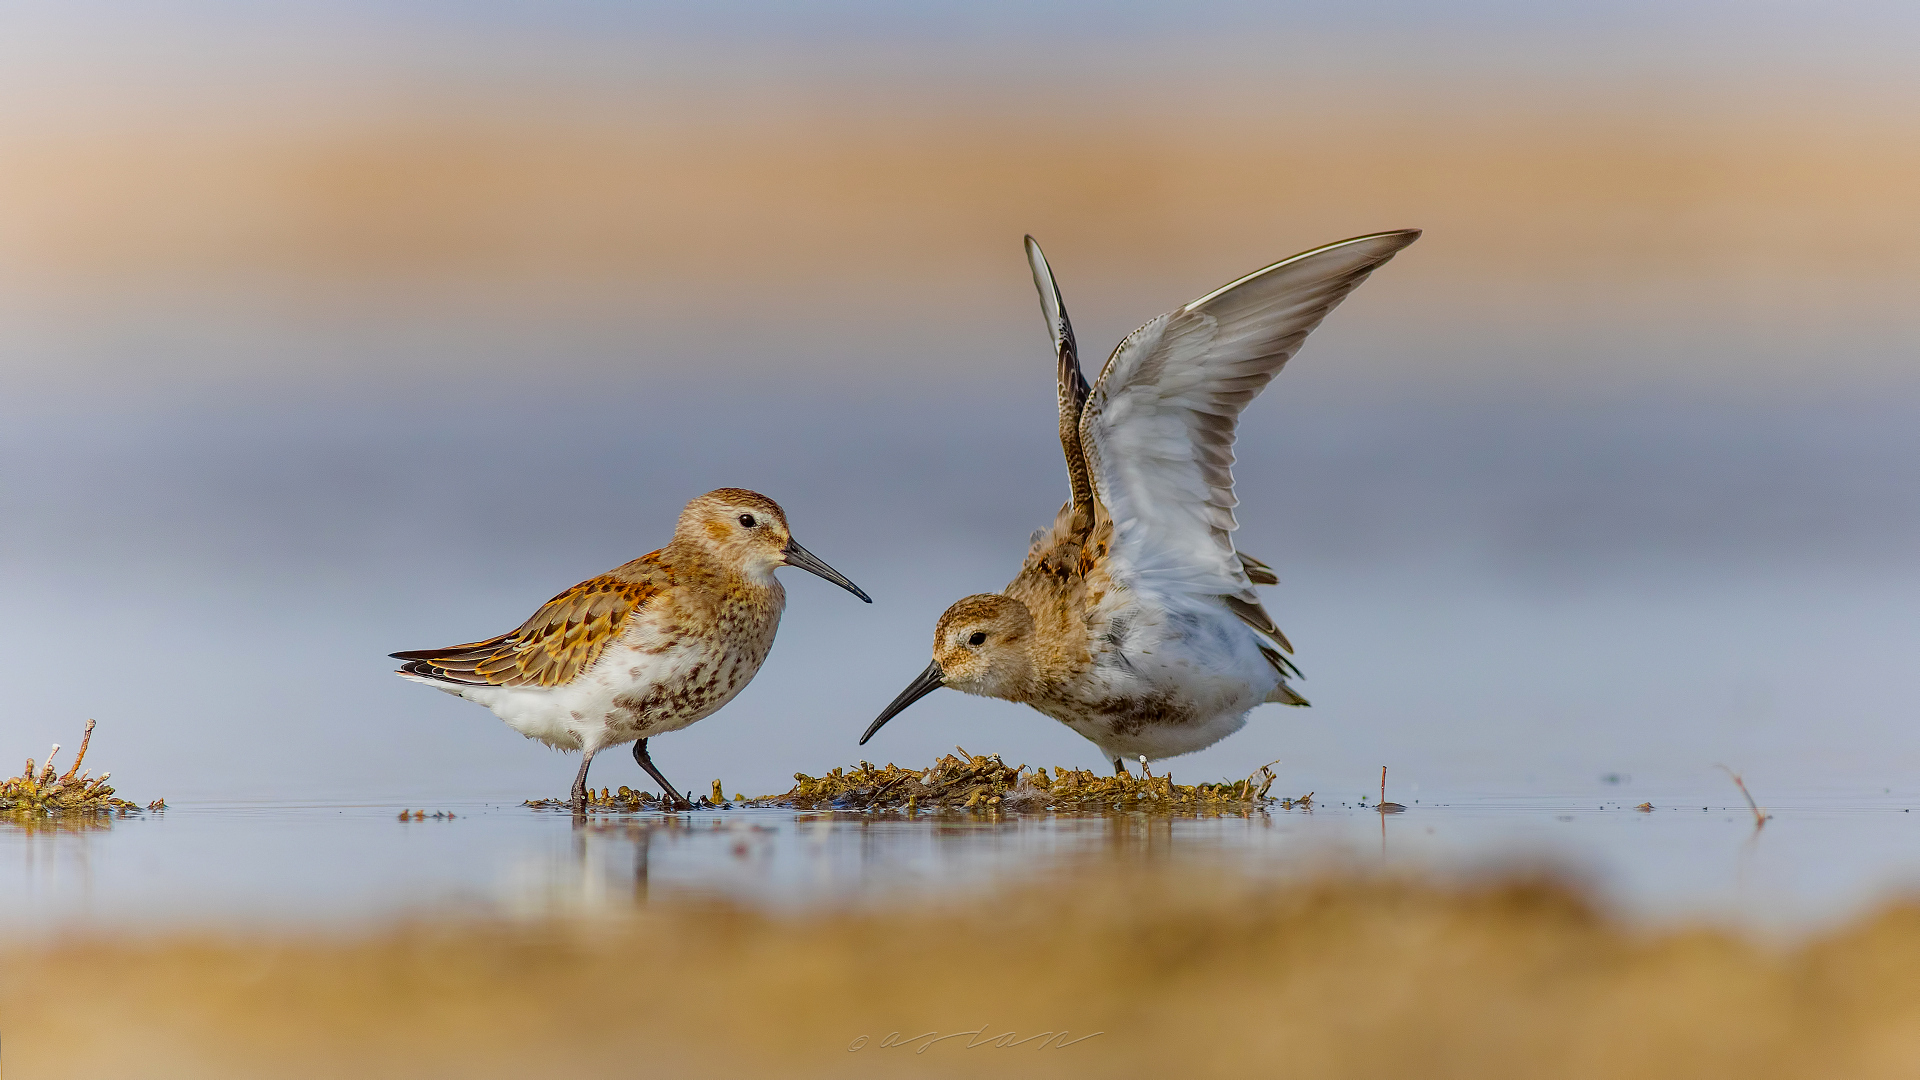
[968,631,987,646]
[739,514,757,528]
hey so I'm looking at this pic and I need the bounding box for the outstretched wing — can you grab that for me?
[392,561,662,688]
[1026,236,1096,528]
[1078,230,1420,603]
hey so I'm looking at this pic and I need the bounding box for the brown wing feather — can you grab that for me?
[1258,645,1310,705]
[1026,236,1097,533]
[1221,593,1295,657]
[1226,552,1296,670]
[1237,552,1280,586]
[392,560,663,688]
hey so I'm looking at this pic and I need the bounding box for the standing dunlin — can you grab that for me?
[394,488,869,809]
[860,231,1419,772]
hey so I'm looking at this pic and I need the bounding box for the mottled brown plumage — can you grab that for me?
[863,230,1419,768]
[391,563,664,688]
[394,488,869,810]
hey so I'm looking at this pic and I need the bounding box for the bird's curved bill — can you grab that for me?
[782,539,871,603]
[859,660,945,745]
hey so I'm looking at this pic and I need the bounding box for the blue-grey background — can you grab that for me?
[1,0,1915,813]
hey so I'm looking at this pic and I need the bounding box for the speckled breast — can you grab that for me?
[612,593,783,734]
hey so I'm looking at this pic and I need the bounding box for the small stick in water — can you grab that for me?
[1715,765,1769,829]
[1377,766,1406,813]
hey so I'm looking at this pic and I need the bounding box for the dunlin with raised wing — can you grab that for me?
[395,488,870,809]
[860,231,1419,772]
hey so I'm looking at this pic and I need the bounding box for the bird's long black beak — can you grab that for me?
[859,660,945,745]
[782,538,871,603]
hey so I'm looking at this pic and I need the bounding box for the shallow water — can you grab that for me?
[2,375,1918,938]
[9,790,1920,936]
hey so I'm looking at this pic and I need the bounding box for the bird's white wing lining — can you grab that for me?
[1079,229,1420,599]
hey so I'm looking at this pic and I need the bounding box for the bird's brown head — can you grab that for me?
[859,593,1036,746]
[676,488,869,601]
[930,594,1039,698]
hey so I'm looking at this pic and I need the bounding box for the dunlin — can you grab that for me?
[860,231,1419,772]
[394,488,869,809]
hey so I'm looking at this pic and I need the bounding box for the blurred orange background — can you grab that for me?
[4,4,1917,392]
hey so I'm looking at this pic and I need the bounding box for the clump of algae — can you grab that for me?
[1,720,159,823]
[758,750,1294,813]
[528,750,1309,814]
[525,788,724,812]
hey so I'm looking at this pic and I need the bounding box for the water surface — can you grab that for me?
[10,789,1920,936]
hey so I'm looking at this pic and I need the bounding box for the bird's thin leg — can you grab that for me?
[1112,757,1130,778]
[569,748,598,812]
[633,739,691,810]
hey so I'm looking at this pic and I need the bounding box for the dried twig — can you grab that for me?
[59,719,95,783]
[1376,766,1406,813]
[1715,765,1770,828]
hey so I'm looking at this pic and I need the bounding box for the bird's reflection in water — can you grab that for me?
[510,814,785,916]
[572,816,658,905]
[504,816,673,916]
[1102,813,1176,863]
[508,808,1290,919]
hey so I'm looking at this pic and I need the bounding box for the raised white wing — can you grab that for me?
[1079,229,1420,599]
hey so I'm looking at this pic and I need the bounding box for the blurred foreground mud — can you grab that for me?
[7,861,1920,1078]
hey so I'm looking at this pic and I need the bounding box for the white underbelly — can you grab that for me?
[1052,597,1280,761]
[1069,708,1253,762]
[441,637,766,752]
